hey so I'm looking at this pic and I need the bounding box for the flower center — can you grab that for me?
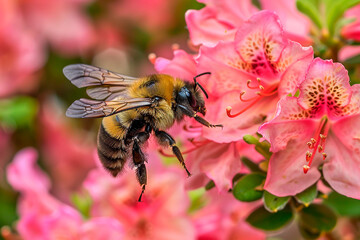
[303,116,330,173]
[226,78,278,118]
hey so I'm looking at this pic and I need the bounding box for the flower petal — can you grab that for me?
[186,8,236,47]
[259,97,317,152]
[7,148,50,193]
[277,41,313,96]
[154,49,197,81]
[323,114,360,199]
[197,41,255,97]
[234,11,287,72]
[298,58,351,118]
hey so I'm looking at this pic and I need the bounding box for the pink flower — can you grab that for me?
[83,149,195,240]
[197,11,313,140]
[7,148,124,239]
[342,5,360,42]
[192,189,265,240]
[16,0,95,55]
[0,1,45,97]
[185,0,257,47]
[259,58,360,199]
[259,0,312,45]
[39,101,96,200]
[186,0,311,47]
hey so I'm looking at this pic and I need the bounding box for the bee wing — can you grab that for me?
[63,64,137,88]
[66,98,153,118]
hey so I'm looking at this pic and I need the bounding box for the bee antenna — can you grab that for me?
[193,72,210,99]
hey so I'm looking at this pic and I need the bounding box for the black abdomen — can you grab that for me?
[97,123,128,177]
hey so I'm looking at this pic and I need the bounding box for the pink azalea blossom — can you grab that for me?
[192,189,265,240]
[259,0,312,45]
[84,149,196,240]
[39,101,96,200]
[342,5,360,42]
[154,49,263,191]
[185,0,257,47]
[186,0,311,47]
[0,0,45,97]
[7,148,124,239]
[15,0,95,55]
[259,58,360,199]
[196,11,313,140]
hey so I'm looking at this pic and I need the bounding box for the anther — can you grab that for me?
[322,153,327,160]
[303,165,310,174]
[259,85,264,90]
[307,141,313,148]
[148,53,157,64]
[306,151,312,161]
[318,145,323,152]
[311,138,316,144]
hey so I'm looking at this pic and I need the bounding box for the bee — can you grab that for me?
[64,64,222,201]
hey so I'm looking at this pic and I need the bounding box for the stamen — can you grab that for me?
[322,153,327,160]
[247,80,260,89]
[303,117,329,174]
[148,53,157,64]
[318,145,323,153]
[303,165,310,173]
[240,91,259,102]
[226,99,259,118]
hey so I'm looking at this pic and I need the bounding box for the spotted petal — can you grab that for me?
[298,58,352,119]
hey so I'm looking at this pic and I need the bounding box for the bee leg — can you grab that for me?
[132,127,151,202]
[154,130,191,177]
[178,104,223,128]
[133,139,147,202]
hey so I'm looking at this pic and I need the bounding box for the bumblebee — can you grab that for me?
[64,64,222,201]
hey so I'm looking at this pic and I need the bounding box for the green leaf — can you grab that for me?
[246,205,294,231]
[71,192,92,219]
[298,222,322,239]
[324,0,360,37]
[299,204,337,232]
[0,96,37,129]
[344,54,360,64]
[243,135,259,145]
[323,191,360,217]
[295,184,317,206]
[241,157,263,173]
[263,191,290,213]
[205,180,215,191]
[188,188,207,213]
[296,0,322,29]
[232,173,265,202]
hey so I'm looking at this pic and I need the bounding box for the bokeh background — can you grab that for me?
[0,0,203,232]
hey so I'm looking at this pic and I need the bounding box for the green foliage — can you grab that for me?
[299,204,337,236]
[232,173,265,202]
[188,188,207,213]
[296,0,322,29]
[241,157,263,173]
[243,134,271,160]
[263,191,290,213]
[246,205,294,231]
[71,192,93,219]
[0,96,37,130]
[324,0,360,37]
[295,184,318,206]
[324,191,360,217]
